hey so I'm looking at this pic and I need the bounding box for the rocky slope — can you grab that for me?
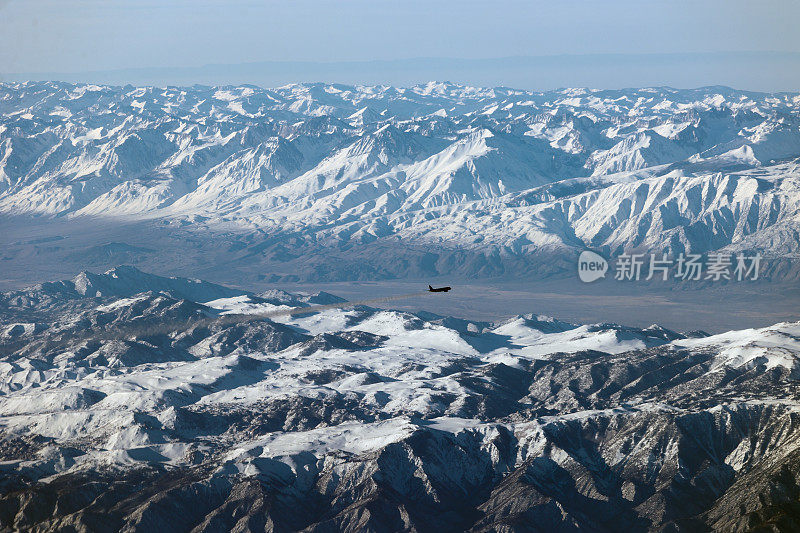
[0,267,798,531]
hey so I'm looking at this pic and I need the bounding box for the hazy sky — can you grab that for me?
[1,0,799,89]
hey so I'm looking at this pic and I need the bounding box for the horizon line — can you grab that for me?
[4,50,800,77]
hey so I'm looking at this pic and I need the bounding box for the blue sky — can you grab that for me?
[1,0,799,90]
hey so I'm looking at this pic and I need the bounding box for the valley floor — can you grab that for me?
[269,277,800,334]
[2,215,798,334]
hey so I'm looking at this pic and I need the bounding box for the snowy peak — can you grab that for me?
[71,265,246,301]
[673,321,800,373]
[1,265,246,306]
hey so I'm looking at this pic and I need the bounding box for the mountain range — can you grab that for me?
[1,81,799,284]
[1,266,799,531]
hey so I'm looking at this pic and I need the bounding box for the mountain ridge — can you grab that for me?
[0,267,798,531]
[1,81,799,283]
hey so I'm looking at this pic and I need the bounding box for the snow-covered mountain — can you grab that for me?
[1,82,799,282]
[1,267,799,531]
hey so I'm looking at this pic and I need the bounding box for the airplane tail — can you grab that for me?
[428,285,433,291]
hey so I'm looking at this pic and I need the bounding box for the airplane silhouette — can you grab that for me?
[428,285,452,292]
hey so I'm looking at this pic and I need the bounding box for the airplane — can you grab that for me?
[428,285,452,292]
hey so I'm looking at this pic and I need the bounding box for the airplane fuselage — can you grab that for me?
[428,285,451,292]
